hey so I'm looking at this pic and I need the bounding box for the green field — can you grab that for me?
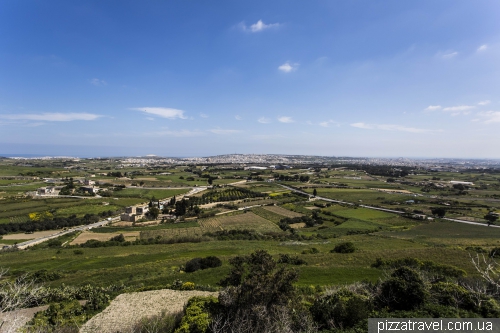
[1,160,500,297]
[378,220,500,247]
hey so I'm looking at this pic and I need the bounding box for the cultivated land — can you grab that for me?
[1,156,500,330]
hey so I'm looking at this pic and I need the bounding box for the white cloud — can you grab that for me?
[146,117,155,121]
[90,78,107,86]
[319,120,339,127]
[258,117,271,124]
[441,51,458,59]
[278,62,299,73]
[235,115,242,120]
[442,105,476,112]
[239,20,280,33]
[209,129,241,135]
[200,113,209,118]
[475,111,500,124]
[478,100,491,106]
[477,44,488,52]
[350,122,435,133]
[0,112,102,122]
[130,107,187,119]
[278,116,294,123]
[424,105,442,111]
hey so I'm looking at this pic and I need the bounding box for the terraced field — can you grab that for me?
[262,205,303,218]
[140,212,280,240]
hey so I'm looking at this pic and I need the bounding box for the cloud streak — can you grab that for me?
[258,117,271,124]
[239,20,280,32]
[278,62,299,73]
[424,105,441,111]
[0,112,102,122]
[474,111,500,124]
[278,116,294,123]
[90,78,107,86]
[319,120,339,127]
[441,51,458,59]
[477,44,488,52]
[130,107,187,119]
[350,122,436,133]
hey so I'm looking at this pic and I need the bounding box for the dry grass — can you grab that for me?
[290,223,306,229]
[262,205,303,218]
[70,231,139,245]
[81,289,218,333]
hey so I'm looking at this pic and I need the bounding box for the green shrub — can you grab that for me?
[430,282,473,309]
[311,288,372,330]
[277,254,307,265]
[30,300,86,328]
[181,282,195,290]
[174,296,218,333]
[378,266,428,311]
[110,233,125,242]
[185,256,222,273]
[73,249,83,255]
[466,246,487,254]
[331,242,356,253]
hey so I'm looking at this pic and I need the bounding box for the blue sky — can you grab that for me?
[1,0,499,158]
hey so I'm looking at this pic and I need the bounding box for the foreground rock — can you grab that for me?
[81,289,218,333]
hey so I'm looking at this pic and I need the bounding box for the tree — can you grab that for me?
[213,250,315,333]
[148,207,160,220]
[484,213,498,226]
[431,207,446,218]
[313,188,317,197]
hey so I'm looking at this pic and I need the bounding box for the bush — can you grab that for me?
[277,254,307,265]
[466,246,487,254]
[302,247,320,254]
[331,242,356,253]
[174,296,218,333]
[311,288,372,330]
[181,282,195,290]
[73,249,84,255]
[30,269,62,283]
[377,266,428,311]
[110,234,125,242]
[185,256,222,273]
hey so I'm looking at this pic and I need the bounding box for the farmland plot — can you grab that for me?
[140,227,205,240]
[70,231,139,245]
[200,212,281,232]
[262,205,303,218]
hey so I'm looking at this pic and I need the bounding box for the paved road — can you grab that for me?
[278,184,500,228]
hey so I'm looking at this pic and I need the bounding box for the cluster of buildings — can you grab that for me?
[120,205,150,222]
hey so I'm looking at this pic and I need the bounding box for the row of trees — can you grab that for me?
[0,214,101,235]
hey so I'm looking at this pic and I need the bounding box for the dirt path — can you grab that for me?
[81,289,217,333]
